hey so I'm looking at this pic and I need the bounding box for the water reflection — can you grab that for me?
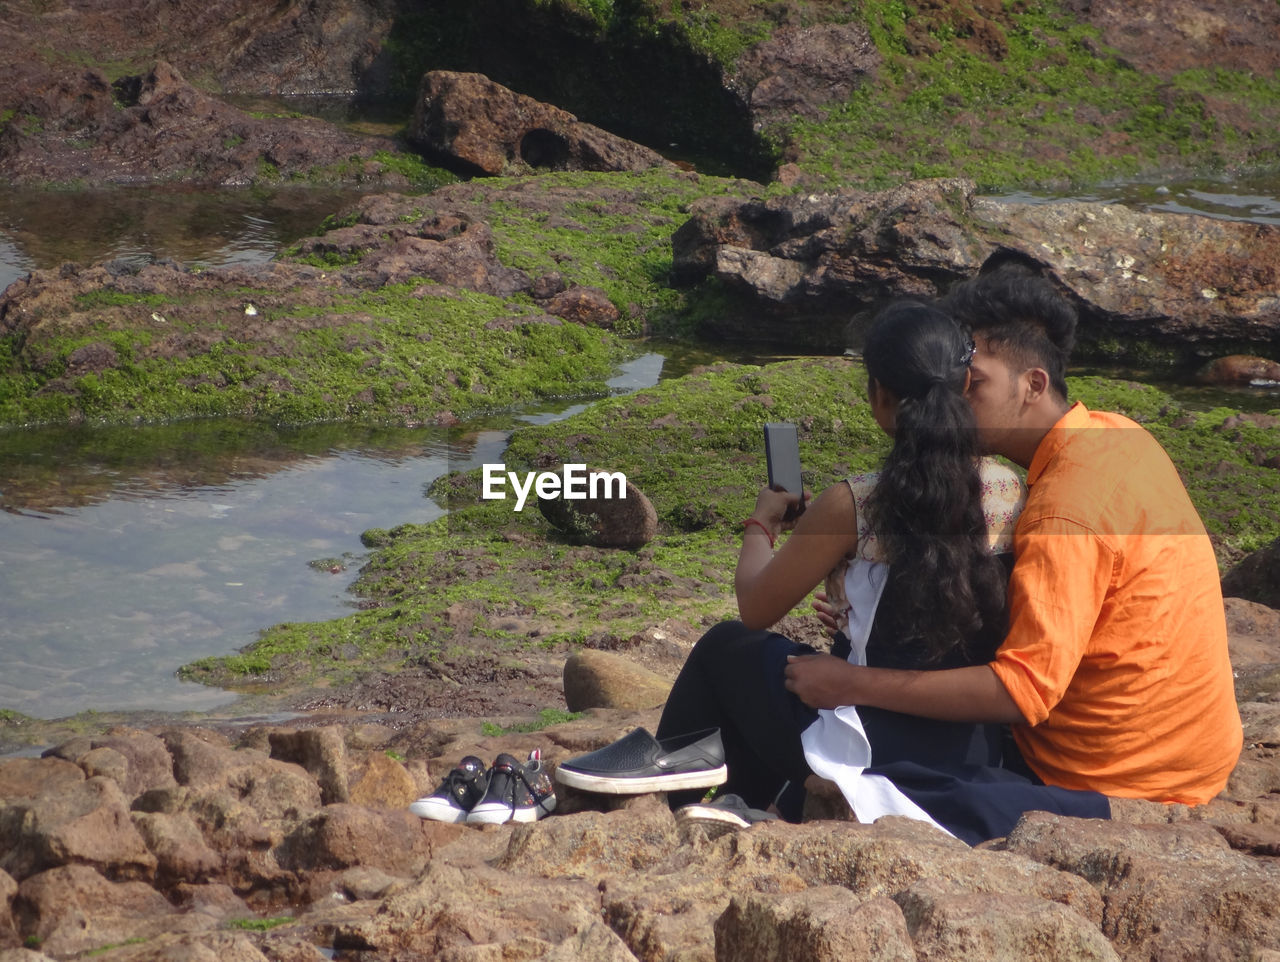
[0,354,664,720]
[986,171,1280,225]
[0,184,364,292]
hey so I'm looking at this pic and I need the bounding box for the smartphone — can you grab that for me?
[764,422,805,519]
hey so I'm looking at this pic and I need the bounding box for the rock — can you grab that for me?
[0,776,157,882]
[714,888,916,962]
[0,61,399,188]
[1000,811,1280,960]
[562,650,672,712]
[1222,538,1280,609]
[345,751,419,810]
[537,469,658,548]
[131,812,222,886]
[275,804,437,878]
[15,864,183,958]
[895,879,1119,961]
[0,868,16,950]
[160,729,322,821]
[1224,596,1280,669]
[290,214,532,295]
[268,727,350,805]
[1195,354,1280,386]
[336,859,616,960]
[543,285,621,328]
[409,70,675,176]
[1070,0,1280,79]
[671,180,1280,352]
[0,758,83,801]
[733,22,881,126]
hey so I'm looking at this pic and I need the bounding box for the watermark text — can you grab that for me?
[482,463,627,512]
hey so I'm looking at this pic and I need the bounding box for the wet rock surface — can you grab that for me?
[672,179,1280,353]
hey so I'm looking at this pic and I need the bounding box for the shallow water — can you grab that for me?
[0,354,666,720]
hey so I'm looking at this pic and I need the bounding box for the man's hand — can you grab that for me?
[811,590,840,637]
[784,653,856,709]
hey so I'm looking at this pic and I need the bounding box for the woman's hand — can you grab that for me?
[783,653,856,709]
[748,485,806,537]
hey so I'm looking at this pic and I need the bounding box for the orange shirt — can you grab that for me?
[990,403,1242,804]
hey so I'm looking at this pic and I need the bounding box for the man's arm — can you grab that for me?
[783,654,1028,724]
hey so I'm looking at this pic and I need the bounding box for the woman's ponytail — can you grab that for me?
[861,302,1007,664]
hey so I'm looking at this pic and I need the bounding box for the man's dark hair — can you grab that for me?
[939,261,1077,401]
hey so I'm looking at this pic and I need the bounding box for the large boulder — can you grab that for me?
[672,179,1280,353]
[0,61,400,188]
[732,22,881,127]
[1000,811,1280,960]
[1222,538,1280,609]
[562,650,673,712]
[0,777,157,883]
[409,70,676,176]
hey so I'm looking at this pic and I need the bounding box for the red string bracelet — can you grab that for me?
[742,517,775,548]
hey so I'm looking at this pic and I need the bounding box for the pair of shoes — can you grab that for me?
[410,750,557,824]
[554,727,727,794]
[675,793,779,829]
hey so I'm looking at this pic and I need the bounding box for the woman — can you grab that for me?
[560,301,1108,841]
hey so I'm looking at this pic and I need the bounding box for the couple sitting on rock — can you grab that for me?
[555,262,1243,843]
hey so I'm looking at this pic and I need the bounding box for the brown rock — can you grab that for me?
[0,868,17,950]
[0,758,83,801]
[0,776,157,882]
[337,859,614,959]
[734,22,880,125]
[896,878,1119,961]
[671,180,1280,352]
[346,751,418,810]
[561,650,672,712]
[161,730,322,821]
[1224,596,1280,669]
[1195,354,1280,386]
[714,888,916,962]
[276,804,436,878]
[0,61,399,188]
[1001,811,1280,960]
[409,70,673,176]
[131,812,222,885]
[1222,538,1280,610]
[543,285,621,328]
[15,864,183,958]
[268,727,350,805]
[537,469,658,548]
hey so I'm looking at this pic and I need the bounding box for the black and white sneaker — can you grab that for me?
[676,793,779,829]
[554,727,727,794]
[466,749,557,825]
[409,755,488,823]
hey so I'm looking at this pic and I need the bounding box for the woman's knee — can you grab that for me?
[690,620,760,662]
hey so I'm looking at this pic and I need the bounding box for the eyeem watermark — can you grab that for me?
[482,463,627,512]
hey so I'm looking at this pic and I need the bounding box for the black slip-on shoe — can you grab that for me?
[554,727,727,794]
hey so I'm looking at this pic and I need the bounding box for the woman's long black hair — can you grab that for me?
[861,300,1009,666]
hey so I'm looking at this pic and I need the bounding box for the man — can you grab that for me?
[785,263,1242,805]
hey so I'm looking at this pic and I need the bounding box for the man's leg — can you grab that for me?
[657,620,818,817]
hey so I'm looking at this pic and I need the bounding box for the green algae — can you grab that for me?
[180,362,1278,688]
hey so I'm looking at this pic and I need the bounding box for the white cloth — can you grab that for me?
[800,555,952,834]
